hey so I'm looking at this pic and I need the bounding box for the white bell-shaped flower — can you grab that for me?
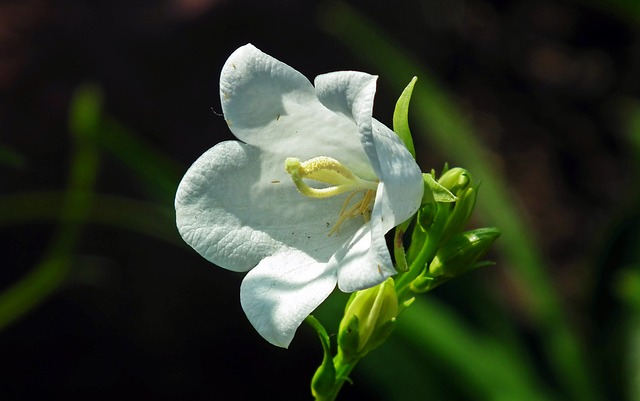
[175,44,423,347]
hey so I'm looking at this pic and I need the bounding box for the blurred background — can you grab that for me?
[1,0,639,400]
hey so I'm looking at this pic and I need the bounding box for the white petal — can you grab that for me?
[332,225,394,293]
[220,44,314,144]
[240,250,337,348]
[315,71,382,177]
[368,182,400,272]
[220,44,374,180]
[176,141,276,271]
[314,71,376,122]
[371,120,424,230]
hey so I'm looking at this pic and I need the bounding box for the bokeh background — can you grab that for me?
[2,0,640,400]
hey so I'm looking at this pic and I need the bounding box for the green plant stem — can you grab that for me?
[316,352,359,401]
[395,233,436,300]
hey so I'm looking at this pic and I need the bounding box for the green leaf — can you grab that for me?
[0,84,101,331]
[0,191,179,245]
[392,76,417,158]
[97,117,182,203]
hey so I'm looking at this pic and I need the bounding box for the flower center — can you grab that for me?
[285,156,378,235]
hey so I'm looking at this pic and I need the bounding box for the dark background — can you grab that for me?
[2,0,639,400]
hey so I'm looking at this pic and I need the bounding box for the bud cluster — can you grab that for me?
[409,167,500,293]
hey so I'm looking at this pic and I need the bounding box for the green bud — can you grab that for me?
[423,167,477,241]
[438,167,472,194]
[338,278,398,360]
[442,186,477,239]
[429,227,501,278]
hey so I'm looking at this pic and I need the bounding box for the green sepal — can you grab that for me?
[422,173,457,205]
[363,318,396,354]
[409,274,451,293]
[393,76,417,158]
[399,296,416,312]
[337,314,361,362]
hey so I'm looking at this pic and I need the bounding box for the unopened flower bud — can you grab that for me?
[438,167,471,195]
[429,227,501,278]
[430,168,478,240]
[442,186,477,239]
[338,278,398,360]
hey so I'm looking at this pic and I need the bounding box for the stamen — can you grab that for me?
[284,156,378,236]
[328,189,376,236]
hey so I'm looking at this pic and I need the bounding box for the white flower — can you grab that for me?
[175,44,423,348]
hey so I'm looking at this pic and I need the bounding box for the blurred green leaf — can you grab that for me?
[397,298,555,401]
[614,268,640,311]
[0,191,179,245]
[97,117,182,203]
[582,0,640,25]
[0,84,101,330]
[623,98,640,166]
[630,319,640,401]
[0,256,71,330]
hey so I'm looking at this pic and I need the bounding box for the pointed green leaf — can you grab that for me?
[393,76,417,158]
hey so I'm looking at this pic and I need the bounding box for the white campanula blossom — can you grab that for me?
[175,44,423,347]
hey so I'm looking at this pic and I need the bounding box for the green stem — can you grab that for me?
[396,205,449,300]
[395,236,433,300]
[316,352,359,401]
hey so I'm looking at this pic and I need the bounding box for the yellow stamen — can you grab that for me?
[328,189,376,236]
[284,156,378,235]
